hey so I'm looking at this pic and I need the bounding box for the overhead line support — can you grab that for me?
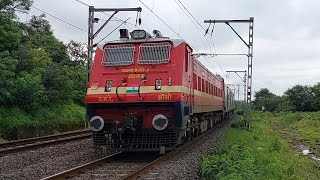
[204,17,254,130]
[87,6,142,83]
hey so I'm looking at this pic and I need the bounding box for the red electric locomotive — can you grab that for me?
[86,29,235,152]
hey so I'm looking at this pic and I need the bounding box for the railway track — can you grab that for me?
[41,117,232,180]
[0,129,91,155]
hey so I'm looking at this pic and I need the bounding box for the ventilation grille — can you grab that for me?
[103,44,135,66]
[138,42,171,64]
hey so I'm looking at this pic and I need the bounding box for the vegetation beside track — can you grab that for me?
[271,112,320,156]
[201,112,320,180]
[0,103,85,140]
[0,1,87,140]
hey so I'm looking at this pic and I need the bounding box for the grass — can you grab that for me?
[200,112,320,180]
[0,138,6,144]
[271,112,320,155]
[0,102,85,140]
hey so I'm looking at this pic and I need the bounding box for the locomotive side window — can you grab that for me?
[103,44,135,66]
[138,42,171,64]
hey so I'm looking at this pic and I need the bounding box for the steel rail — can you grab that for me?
[0,129,91,155]
[122,117,232,180]
[40,152,124,180]
[40,116,233,180]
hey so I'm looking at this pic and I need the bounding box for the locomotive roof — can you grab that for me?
[193,57,224,81]
[96,38,223,82]
[96,38,186,49]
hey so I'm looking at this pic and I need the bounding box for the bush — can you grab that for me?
[201,144,262,180]
[0,102,85,140]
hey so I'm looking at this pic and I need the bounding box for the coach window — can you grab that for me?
[214,86,217,96]
[211,84,213,95]
[185,49,189,72]
[205,81,208,93]
[193,74,197,90]
[202,79,205,92]
[198,76,201,90]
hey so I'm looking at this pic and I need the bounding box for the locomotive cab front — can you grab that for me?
[86,29,191,152]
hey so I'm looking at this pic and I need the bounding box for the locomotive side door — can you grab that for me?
[186,47,194,115]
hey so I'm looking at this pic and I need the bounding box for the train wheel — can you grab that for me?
[183,122,192,142]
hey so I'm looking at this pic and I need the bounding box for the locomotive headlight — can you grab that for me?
[89,116,104,132]
[131,30,146,39]
[155,79,162,90]
[152,114,168,131]
[105,80,112,92]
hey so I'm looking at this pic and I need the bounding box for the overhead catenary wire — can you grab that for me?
[173,0,226,78]
[73,0,138,28]
[96,18,130,45]
[139,0,218,75]
[138,0,199,52]
[31,5,87,33]
[31,5,129,44]
[176,0,206,31]
[173,0,213,53]
[139,0,224,79]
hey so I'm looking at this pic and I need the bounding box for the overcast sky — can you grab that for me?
[19,0,320,99]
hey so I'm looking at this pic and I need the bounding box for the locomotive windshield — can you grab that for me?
[138,42,171,64]
[102,42,171,66]
[102,44,135,66]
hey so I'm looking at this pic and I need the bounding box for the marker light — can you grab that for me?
[140,74,147,80]
[168,77,172,86]
[155,79,162,90]
[105,80,112,92]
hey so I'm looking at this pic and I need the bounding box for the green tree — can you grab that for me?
[0,15,22,52]
[254,88,275,100]
[0,0,32,18]
[0,51,18,105]
[27,14,52,35]
[284,85,314,112]
[12,72,48,111]
[253,88,280,112]
[25,15,68,63]
[43,63,73,103]
[66,40,87,66]
[311,83,320,111]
